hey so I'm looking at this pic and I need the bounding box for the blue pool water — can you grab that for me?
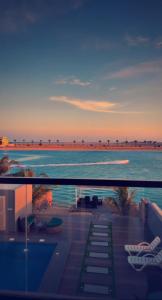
[0,242,57,291]
[0,150,162,207]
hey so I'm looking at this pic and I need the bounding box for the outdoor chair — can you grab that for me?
[85,196,91,207]
[92,195,102,206]
[77,197,85,207]
[125,236,161,256]
[17,214,36,232]
[128,249,162,272]
[46,217,63,233]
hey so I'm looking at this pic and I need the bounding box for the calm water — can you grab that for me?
[0,242,57,291]
[1,150,162,207]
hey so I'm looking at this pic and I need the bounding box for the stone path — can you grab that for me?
[78,222,115,299]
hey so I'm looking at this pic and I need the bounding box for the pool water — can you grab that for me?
[0,242,57,291]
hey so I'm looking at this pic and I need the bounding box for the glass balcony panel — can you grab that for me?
[0,183,28,293]
[0,181,162,299]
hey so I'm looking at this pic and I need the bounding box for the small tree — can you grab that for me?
[106,187,136,215]
[0,156,18,175]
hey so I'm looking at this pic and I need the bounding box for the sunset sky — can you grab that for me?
[1,0,162,141]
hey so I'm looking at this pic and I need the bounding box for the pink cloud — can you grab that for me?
[0,10,38,33]
[108,60,162,79]
[49,95,140,114]
[49,96,117,113]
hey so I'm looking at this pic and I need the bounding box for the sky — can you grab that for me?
[1,0,162,142]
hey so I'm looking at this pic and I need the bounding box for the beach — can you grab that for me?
[0,143,162,151]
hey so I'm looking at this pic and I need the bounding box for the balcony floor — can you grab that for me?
[0,205,162,299]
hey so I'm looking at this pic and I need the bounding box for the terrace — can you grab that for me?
[0,177,162,300]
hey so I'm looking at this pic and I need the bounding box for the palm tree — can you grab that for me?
[56,139,59,144]
[0,156,18,175]
[106,187,136,215]
[81,139,85,144]
[116,139,119,146]
[98,140,102,145]
[107,139,110,146]
[39,139,42,146]
[32,172,51,202]
[14,139,17,146]
[48,139,51,145]
[153,141,157,147]
[73,140,76,144]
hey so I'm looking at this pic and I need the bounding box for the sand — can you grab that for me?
[0,143,162,151]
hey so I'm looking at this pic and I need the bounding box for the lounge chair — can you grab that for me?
[128,249,162,271]
[124,236,160,256]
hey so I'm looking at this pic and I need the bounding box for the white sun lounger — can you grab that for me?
[125,236,160,256]
[128,249,162,272]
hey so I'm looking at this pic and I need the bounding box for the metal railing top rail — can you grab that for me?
[0,176,162,188]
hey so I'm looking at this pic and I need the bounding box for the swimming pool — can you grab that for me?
[0,242,57,292]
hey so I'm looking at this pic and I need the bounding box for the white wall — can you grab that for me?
[15,185,32,221]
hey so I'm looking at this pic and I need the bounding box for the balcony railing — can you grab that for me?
[0,177,162,300]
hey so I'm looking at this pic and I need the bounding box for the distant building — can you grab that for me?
[0,136,9,146]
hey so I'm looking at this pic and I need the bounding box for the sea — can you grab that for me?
[0,150,162,208]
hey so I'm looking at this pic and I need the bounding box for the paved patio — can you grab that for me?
[0,204,162,299]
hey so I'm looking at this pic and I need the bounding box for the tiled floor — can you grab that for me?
[0,207,156,299]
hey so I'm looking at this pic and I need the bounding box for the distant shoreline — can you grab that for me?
[0,144,162,151]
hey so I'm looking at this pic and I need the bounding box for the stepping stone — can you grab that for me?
[86,266,109,274]
[83,283,110,295]
[88,252,108,258]
[90,241,108,246]
[93,224,108,229]
[92,232,108,237]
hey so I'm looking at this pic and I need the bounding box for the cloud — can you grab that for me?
[70,0,88,10]
[49,95,140,114]
[125,35,150,46]
[49,96,117,113]
[155,40,162,49]
[0,9,38,33]
[55,77,92,87]
[108,59,162,80]
[109,87,117,91]
[0,0,88,33]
